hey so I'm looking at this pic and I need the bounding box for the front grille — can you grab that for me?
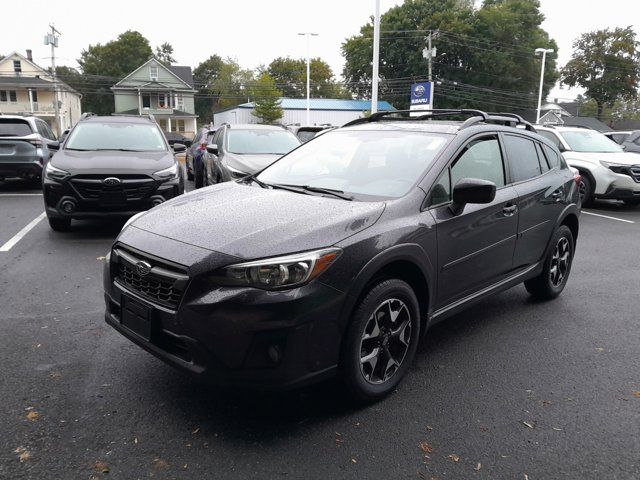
[113,248,189,309]
[630,166,640,183]
[70,175,157,201]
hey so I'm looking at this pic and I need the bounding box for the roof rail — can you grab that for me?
[343,108,535,131]
[110,113,156,122]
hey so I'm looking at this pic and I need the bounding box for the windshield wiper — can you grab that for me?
[275,184,353,201]
[65,147,90,151]
[244,174,270,189]
[92,148,146,152]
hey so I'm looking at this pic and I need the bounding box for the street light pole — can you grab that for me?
[371,0,381,114]
[45,24,62,135]
[298,32,318,125]
[535,48,554,124]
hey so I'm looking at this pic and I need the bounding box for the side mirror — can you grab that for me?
[450,178,496,215]
[49,141,60,151]
[206,144,219,155]
[172,143,186,153]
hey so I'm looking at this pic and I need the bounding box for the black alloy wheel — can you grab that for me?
[524,225,574,299]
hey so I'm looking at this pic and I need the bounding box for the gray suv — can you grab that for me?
[104,110,580,402]
[0,115,60,181]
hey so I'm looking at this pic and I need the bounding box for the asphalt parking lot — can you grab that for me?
[1,177,639,480]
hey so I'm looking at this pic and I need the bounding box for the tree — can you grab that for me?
[341,0,558,111]
[78,30,153,114]
[562,27,640,120]
[155,42,176,65]
[266,57,349,99]
[193,54,224,123]
[249,73,283,124]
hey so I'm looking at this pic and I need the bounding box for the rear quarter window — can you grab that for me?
[0,119,33,137]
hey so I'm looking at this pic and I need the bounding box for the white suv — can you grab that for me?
[536,125,640,206]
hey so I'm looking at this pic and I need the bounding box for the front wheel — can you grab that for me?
[524,225,574,300]
[48,216,71,232]
[578,174,594,206]
[340,279,420,403]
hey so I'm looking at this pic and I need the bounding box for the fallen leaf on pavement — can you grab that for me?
[92,461,109,473]
[522,421,534,429]
[97,256,106,262]
[351,458,357,464]
[152,458,169,470]
[26,411,40,421]
[448,454,460,462]
[426,425,433,431]
[552,427,563,431]
[15,447,31,462]
[192,428,200,434]
[633,391,640,398]
[524,475,529,480]
[595,347,604,352]
[419,442,434,454]
[474,462,482,471]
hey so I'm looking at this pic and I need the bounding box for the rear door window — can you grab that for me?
[535,143,550,172]
[0,119,33,137]
[503,135,542,183]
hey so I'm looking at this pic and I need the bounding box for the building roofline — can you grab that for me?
[113,57,193,89]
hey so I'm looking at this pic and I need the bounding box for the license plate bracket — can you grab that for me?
[99,191,127,207]
[121,295,152,341]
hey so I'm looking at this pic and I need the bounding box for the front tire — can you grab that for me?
[340,279,420,403]
[578,174,594,206]
[524,225,574,300]
[194,166,204,189]
[48,216,71,232]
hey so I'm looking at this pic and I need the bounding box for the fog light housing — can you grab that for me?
[150,196,165,207]
[60,199,76,213]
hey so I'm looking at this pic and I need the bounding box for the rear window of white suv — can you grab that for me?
[0,119,32,137]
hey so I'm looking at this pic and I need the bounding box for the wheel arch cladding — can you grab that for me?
[561,213,579,244]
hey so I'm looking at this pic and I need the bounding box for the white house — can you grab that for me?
[0,51,82,134]
[213,98,396,127]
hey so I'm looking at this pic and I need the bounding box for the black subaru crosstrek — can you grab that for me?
[103,110,580,402]
[43,114,185,231]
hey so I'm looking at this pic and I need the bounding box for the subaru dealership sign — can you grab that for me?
[410,82,434,116]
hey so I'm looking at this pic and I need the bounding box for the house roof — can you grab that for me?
[0,51,80,95]
[217,98,396,113]
[113,58,195,91]
[0,77,55,87]
[116,108,197,118]
[167,66,194,88]
[561,116,612,132]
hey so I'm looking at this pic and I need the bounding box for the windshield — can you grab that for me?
[227,129,300,155]
[65,122,167,151]
[560,130,623,153]
[257,130,450,199]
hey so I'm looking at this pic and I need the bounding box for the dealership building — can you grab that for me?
[213,98,396,127]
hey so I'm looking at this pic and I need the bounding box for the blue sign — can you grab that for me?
[410,82,433,105]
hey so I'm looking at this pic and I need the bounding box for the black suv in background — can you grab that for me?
[203,123,300,185]
[0,115,60,181]
[185,127,216,187]
[44,114,185,231]
[104,110,580,402]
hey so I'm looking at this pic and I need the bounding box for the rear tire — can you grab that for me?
[48,216,71,232]
[524,225,574,300]
[340,279,420,403]
[194,166,204,189]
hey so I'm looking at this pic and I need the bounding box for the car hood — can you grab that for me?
[224,152,282,174]
[130,182,385,259]
[564,150,640,165]
[52,150,175,173]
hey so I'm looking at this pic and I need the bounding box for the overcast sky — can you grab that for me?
[2,0,639,102]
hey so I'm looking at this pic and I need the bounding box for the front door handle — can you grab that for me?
[502,204,518,216]
[552,190,563,202]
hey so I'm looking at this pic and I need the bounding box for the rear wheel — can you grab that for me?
[194,165,204,189]
[340,279,420,403]
[524,225,574,300]
[48,216,71,232]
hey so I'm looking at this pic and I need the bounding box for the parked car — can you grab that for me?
[603,130,640,154]
[43,114,185,231]
[185,127,216,186]
[203,123,300,186]
[0,114,60,181]
[58,128,71,144]
[537,125,640,206]
[104,109,580,402]
[287,124,334,143]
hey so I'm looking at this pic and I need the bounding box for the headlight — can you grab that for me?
[599,160,629,174]
[44,163,70,181]
[154,162,179,180]
[212,248,342,290]
[226,164,249,179]
[121,211,144,232]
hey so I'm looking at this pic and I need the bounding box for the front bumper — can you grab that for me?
[593,165,640,197]
[103,244,346,389]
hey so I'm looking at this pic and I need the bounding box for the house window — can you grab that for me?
[149,66,159,81]
[175,120,185,132]
[32,90,38,102]
[13,60,21,73]
[157,119,167,131]
[142,95,151,108]
[176,94,184,111]
[9,91,17,102]
[158,94,169,108]
[0,91,6,102]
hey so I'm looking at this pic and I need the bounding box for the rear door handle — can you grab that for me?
[552,190,563,202]
[502,204,517,216]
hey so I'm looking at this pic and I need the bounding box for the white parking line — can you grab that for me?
[0,212,46,252]
[0,193,43,196]
[582,210,635,224]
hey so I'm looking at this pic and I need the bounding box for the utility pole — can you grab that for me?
[423,30,438,82]
[44,24,62,135]
[298,32,318,125]
[371,0,381,114]
[535,48,554,124]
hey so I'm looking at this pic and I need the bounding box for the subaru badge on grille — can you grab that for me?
[136,261,152,276]
[103,177,122,186]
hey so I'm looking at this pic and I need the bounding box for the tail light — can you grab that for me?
[29,139,43,147]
